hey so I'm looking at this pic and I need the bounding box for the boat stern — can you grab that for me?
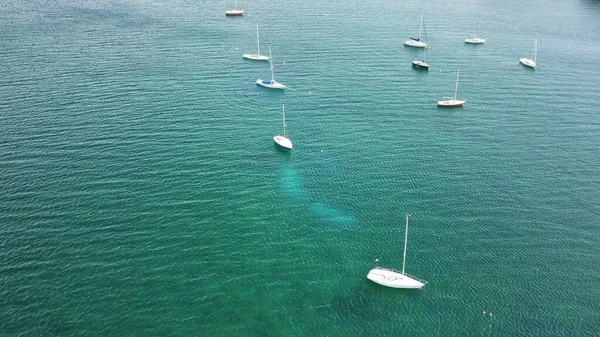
[274,136,292,150]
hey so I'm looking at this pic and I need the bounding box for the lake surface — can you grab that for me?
[1,0,599,335]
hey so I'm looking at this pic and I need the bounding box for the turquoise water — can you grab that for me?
[1,0,599,335]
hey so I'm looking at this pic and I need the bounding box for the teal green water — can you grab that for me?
[2,0,600,336]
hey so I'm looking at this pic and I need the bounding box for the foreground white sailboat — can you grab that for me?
[520,39,537,68]
[225,0,244,16]
[256,47,287,89]
[243,24,270,61]
[404,15,428,48]
[437,69,466,107]
[465,20,486,44]
[273,105,292,150]
[367,214,427,289]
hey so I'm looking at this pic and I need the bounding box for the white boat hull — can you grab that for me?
[519,58,536,68]
[465,37,486,44]
[243,54,270,61]
[437,99,466,107]
[257,79,286,90]
[274,136,292,150]
[367,267,425,289]
[225,10,244,16]
[404,39,428,48]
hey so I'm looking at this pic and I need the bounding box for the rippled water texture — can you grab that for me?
[1,0,599,335]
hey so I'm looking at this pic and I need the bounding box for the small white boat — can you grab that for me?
[465,36,486,44]
[438,69,466,107]
[520,38,537,68]
[412,48,429,69]
[225,0,244,16]
[465,20,486,44]
[273,105,292,151]
[257,47,287,89]
[404,15,428,48]
[243,24,270,61]
[225,9,244,16]
[367,214,427,289]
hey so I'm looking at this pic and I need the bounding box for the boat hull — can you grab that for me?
[273,136,292,150]
[367,267,425,289]
[404,40,428,48]
[243,54,270,61]
[225,10,244,16]
[465,37,486,44]
[412,60,429,69]
[519,58,536,68]
[257,79,286,90]
[437,99,466,107]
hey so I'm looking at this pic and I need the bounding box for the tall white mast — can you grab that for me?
[454,70,460,100]
[282,105,286,138]
[402,213,410,276]
[533,39,537,64]
[269,47,274,82]
[256,24,260,55]
[418,15,423,39]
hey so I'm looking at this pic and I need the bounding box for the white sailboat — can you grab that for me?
[273,104,292,151]
[520,39,537,68]
[243,24,270,61]
[412,48,430,69]
[367,214,427,289]
[404,15,428,48]
[437,69,466,107]
[225,0,244,16]
[256,47,287,89]
[465,20,486,44]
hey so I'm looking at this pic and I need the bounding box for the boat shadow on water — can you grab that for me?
[365,280,426,296]
[329,286,423,322]
[519,63,536,70]
[274,142,292,153]
[411,63,430,71]
[256,85,286,95]
[436,104,464,109]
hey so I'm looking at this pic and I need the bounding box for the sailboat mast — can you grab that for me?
[419,15,423,39]
[454,70,460,100]
[533,39,537,63]
[402,213,410,276]
[282,105,286,138]
[269,47,274,81]
[256,24,260,55]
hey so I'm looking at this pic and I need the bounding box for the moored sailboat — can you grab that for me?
[225,0,244,16]
[437,69,466,107]
[404,15,428,48]
[412,48,430,69]
[243,24,270,61]
[256,47,287,89]
[520,39,537,68]
[367,214,427,289]
[273,105,292,151]
[465,20,486,44]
